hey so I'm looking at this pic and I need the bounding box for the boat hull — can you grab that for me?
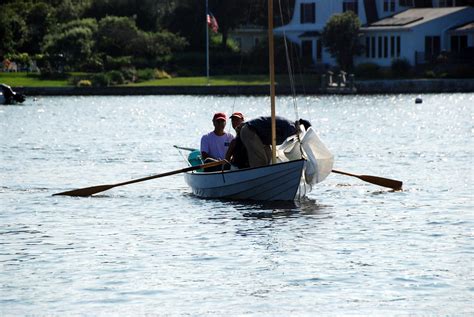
[184,159,305,201]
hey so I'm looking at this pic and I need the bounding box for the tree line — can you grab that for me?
[0,0,297,78]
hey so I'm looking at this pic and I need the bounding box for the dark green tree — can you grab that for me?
[42,19,98,70]
[24,2,55,55]
[321,11,363,71]
[96,16,140,57]
[0,5,28,56]
[96,16,187,66]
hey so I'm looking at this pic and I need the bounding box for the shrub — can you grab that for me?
[444,64,474,78]
[39,69,69,80]
[354,63,380,78]
[424,70,436,78]
[121,67,136,82]
[155,69,171,79]
[104,55,132,70]
[91,73,109,87]
[137,68,155,81]
[77,80,92,87]
[391,58,411,77]
[107,70,125,85]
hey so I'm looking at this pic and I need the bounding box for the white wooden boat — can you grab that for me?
[183,127,334,201]
[185,159,305,201]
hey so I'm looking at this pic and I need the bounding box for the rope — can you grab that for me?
[277,0,299,121]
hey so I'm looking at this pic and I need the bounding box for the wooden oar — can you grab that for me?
[53,160,226,197]
[332,169,403,190]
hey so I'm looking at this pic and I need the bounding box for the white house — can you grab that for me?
[274,0,474,68]
[229,25,267,53]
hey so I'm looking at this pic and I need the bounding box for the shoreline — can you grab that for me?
[14,78,474,96]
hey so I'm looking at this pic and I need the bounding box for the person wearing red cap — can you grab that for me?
[200,112,234,168]
[225,112,249,169]
[229,112,244,130]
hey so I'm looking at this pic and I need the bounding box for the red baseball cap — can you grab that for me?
[230,112,244,120]
[213,112,227,121]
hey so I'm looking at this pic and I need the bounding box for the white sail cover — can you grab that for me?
[276,127,334,187]
[300,127,334,185]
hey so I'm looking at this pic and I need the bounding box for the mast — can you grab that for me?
[267,0,277,164]
[206,0,210,85]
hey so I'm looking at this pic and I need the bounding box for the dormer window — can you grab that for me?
[300,2,316,24]
[439,0,454,6]
[383,0,395,12]
[399,0,414,6]
[343,0,358,15]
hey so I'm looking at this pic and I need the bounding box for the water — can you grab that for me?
[1,94,473,316]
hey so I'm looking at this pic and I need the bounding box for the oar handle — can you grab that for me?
[116,160,225,186]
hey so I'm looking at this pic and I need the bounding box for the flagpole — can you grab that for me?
[206,0,210,85]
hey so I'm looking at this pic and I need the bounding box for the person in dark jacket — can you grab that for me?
[225,112,249,169]
[240,116,311,167]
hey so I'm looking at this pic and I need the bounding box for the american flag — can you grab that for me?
[207,12,219,33]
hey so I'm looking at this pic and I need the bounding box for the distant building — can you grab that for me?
[229,25,266,53]
[274,0,474,68]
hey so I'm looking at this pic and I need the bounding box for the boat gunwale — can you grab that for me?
[185,158,306,176]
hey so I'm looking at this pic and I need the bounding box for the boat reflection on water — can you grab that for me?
[222,197,329,219]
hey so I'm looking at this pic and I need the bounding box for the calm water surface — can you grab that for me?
[1,94,473,316]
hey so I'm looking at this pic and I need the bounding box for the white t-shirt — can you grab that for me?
[200,131,234,160]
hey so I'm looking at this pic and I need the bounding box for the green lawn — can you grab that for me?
[128,75,270,86]
[0,72,319,87]
[0,72,70,87]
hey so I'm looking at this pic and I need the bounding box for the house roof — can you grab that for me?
[362,7,471,31]
[449,21,474,34]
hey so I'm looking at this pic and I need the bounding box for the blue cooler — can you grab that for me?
[188,150,203,171]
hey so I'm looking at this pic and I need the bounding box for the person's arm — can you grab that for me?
[225,139,237,161]
[200,135,211,160]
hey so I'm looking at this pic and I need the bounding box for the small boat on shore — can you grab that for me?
[1,84,25,105]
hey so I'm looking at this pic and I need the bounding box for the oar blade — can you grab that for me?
[358,175,403,190]
[53,184,115,197]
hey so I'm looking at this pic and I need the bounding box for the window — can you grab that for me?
[378,36,382,58]
[399,0,414,6]
[343,0,358,14]
[300,3,316,24]
[396,36,401,57]
[371,37,376,58]
[390,36,395,57]
[366,37,370,58]
[451,35,468,52]
[302,40,313,59]
[383,0,395,12]
[235,37,242,49]
[316,39,322,61]
[384,37,388,58]
[439,0,454,6]
[425,36,440,58]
